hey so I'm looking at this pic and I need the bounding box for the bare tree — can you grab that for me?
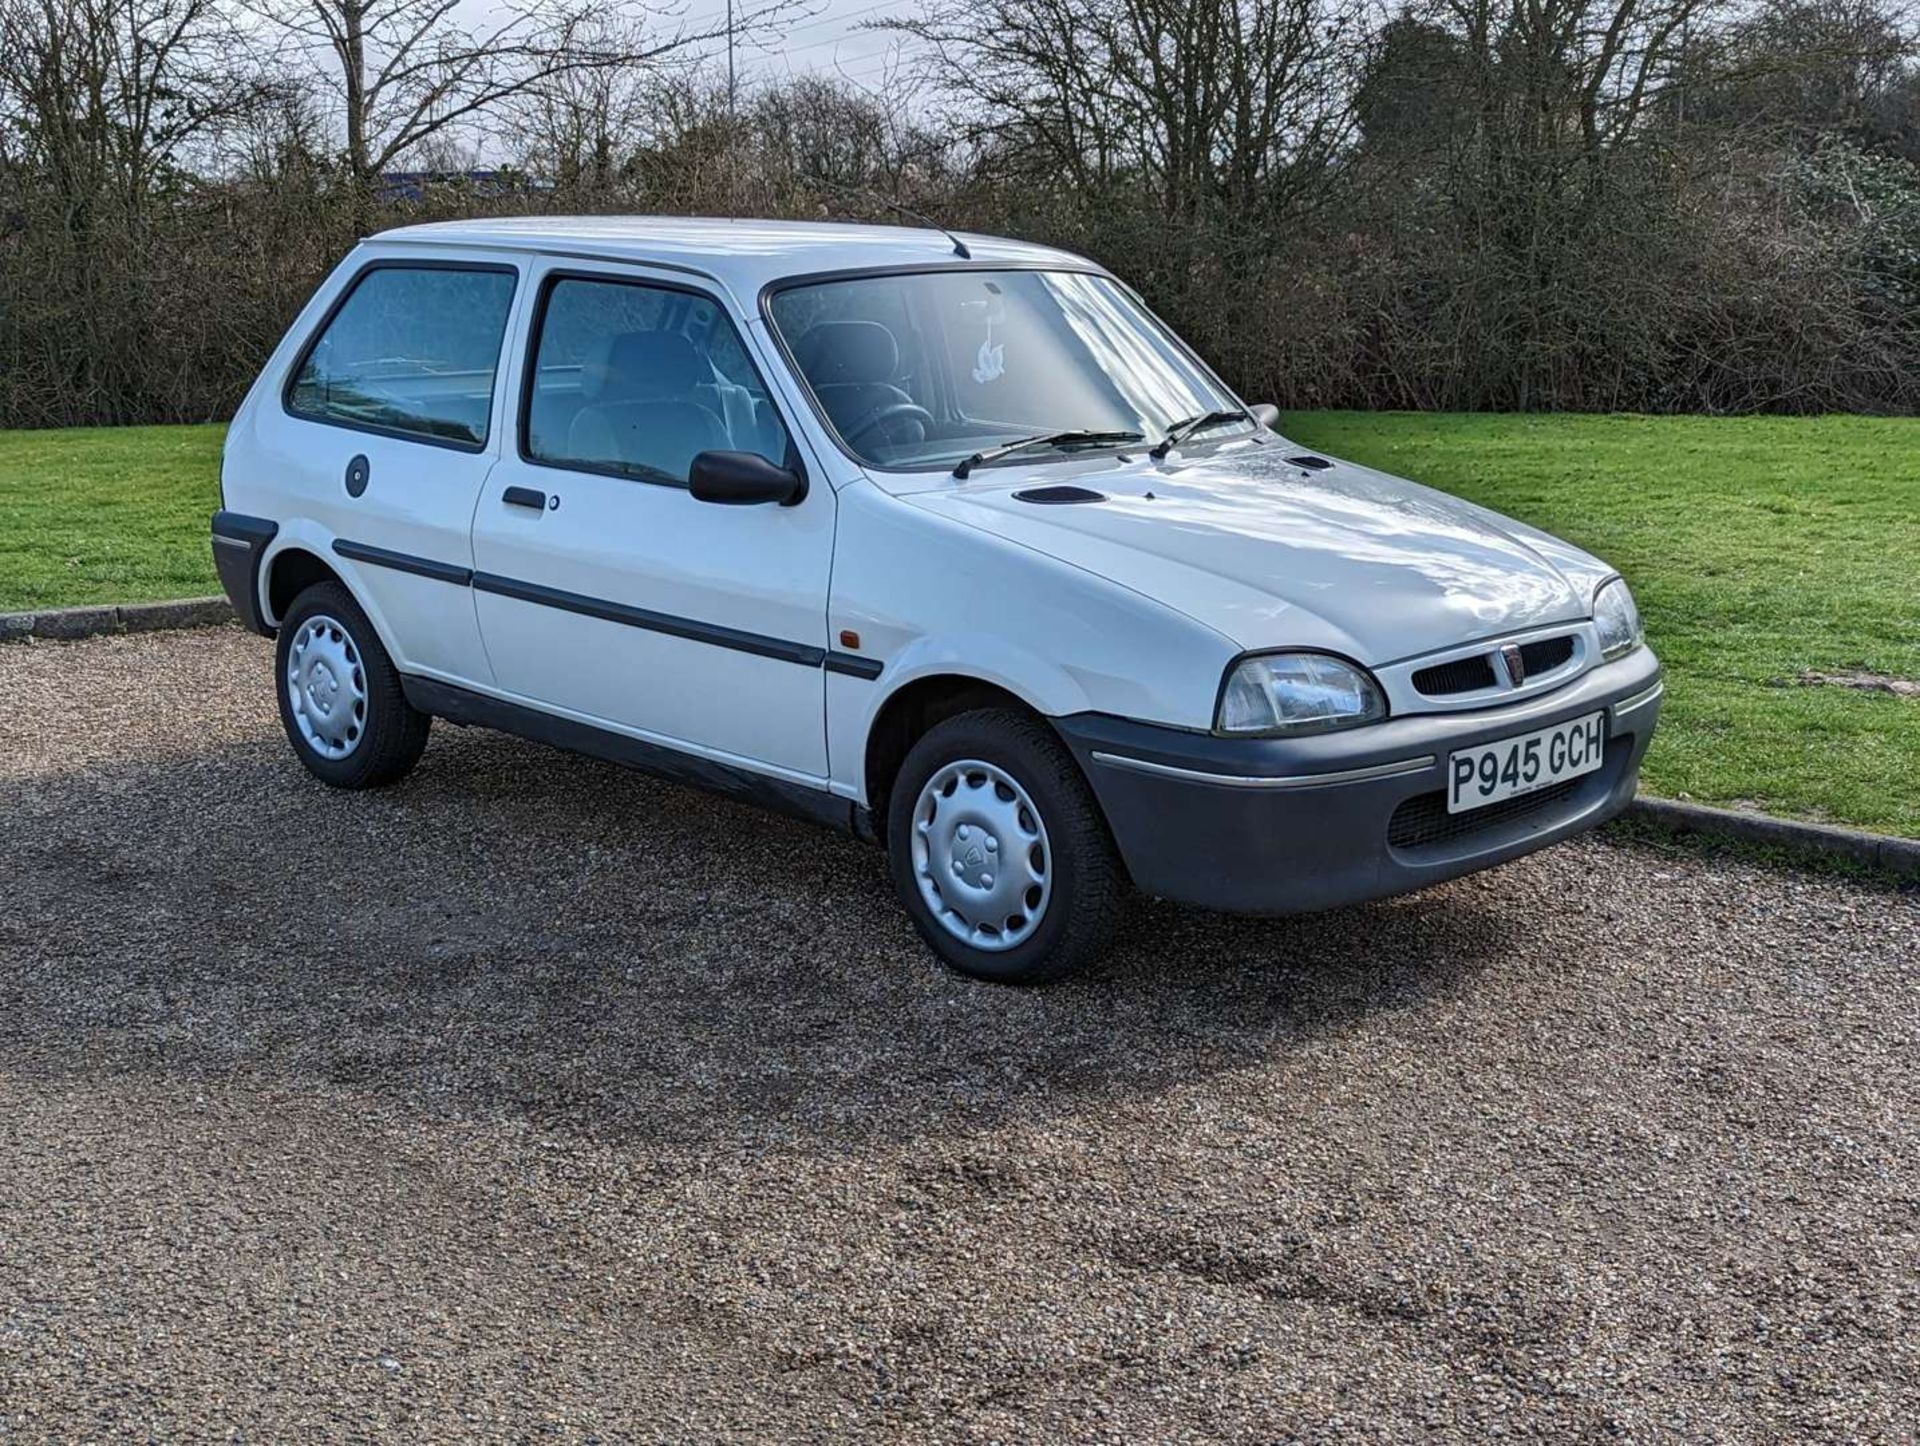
[1682,0,1920,156]
[244,0,800,189]
[884,0,1362,220]
[0,0,268,421]
[0,0,264,222]
[5,0,1918,427]
[510,12,680,200]
[754,71,916,192]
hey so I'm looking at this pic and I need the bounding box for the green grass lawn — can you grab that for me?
[2,414,1916,835]
[0,424,224,611]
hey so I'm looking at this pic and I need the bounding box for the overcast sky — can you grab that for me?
[717,0,928,89]
[454,0,930,95]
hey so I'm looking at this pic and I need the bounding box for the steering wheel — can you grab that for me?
[844,401,935,447]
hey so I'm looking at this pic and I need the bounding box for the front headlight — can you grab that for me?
[1593,578,1643,660]
[1217,652,1388,736]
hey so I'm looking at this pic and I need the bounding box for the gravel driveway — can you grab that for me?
[2,628,1917,1443]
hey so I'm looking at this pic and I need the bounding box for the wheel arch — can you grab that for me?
[861,671,1053,845]
[258,533,410,676]
[264,545,342,627]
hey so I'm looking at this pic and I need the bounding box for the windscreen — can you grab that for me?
[767,269,1246,471]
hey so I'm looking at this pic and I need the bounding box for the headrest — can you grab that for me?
[794,321,899,387]
[582,329,702,402]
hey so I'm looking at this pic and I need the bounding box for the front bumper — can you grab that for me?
[1056,647,1663,915]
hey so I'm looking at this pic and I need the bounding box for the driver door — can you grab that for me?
[470,261,834,779]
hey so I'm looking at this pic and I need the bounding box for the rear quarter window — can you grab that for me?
[286,264,518,449]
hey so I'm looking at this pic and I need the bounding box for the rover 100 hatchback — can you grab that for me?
[212,217,1661,983]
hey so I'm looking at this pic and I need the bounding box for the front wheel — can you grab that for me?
[886,708,1126,984]
[275,580,429,789]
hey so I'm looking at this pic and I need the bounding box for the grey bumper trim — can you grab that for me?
[210,510,279,636]
[1089,751,1437,791]
[1058,648,1662,915]
[1612,679,1664,718]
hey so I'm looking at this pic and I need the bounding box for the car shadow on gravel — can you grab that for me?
[0,724,1523,1148]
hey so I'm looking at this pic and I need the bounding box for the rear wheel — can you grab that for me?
[886,708,1125,984]
[275,580,429,789]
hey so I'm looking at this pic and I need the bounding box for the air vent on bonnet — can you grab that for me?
[1286,455,1334,470]
[1014,485,1106,505]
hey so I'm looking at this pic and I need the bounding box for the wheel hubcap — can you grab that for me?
[910,759,1052,951]
[286,614,367,760]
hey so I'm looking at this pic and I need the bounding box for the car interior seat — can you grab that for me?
[567,330,731,480]
[792,321,927,448]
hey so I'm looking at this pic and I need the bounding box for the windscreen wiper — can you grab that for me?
[1149,408,1250,459]
[952,429,1144,479]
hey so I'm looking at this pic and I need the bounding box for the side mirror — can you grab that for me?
[1249,402,1281,431]
[688,450,807,506]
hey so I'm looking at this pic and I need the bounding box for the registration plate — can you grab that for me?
[1447,711,1607,814]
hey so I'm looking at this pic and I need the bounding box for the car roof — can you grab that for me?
[368,216,1101,300]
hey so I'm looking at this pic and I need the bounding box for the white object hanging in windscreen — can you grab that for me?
[971,285,1006,383]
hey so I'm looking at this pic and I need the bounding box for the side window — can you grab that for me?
[287,265,517,448]
[524,276,793,486]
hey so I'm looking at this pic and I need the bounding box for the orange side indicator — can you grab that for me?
[838,630,861,650]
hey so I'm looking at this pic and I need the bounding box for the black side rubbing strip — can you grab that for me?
[212,510,279,543]
[824,652,884,680]
[329,538,856,671]
[331,538,473,586]
[471,572,826,667]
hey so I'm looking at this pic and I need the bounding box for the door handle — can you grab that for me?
[503,486,547,510]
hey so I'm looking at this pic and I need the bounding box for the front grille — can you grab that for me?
[1413,655,1498,696]
[1519,636,1575,676]
[1388,777,1584,850]
[1412,633,1579,697]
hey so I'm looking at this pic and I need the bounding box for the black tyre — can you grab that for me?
[886,707,1126,984]
[275,580,429,789]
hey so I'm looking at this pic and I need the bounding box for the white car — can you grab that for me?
[212,217,1661,983]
